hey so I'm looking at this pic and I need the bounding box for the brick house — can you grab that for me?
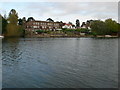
[25,20,63,31]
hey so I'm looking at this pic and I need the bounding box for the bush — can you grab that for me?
[36,30,47,34]
[62,28,75,32]
[80,28,89,33]
[91,32,97,36]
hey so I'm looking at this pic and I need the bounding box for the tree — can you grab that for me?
[2,16,7,34]
[81,22,86,27]
[68,22,72,25]
[105,18,118,34]
[22,17,26,23]
[86,20,91,29]
[18,17,27,36]
[27,17,35,22]
[76,19,80,28]
[118,23,120,36]
[46,18,54,22]
[90,19,119,35]
[0,14,7,34]
[18,18,23,25]
[90,20,107,35]
[6,9,22,37]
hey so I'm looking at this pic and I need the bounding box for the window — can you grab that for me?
[33,26,37,28]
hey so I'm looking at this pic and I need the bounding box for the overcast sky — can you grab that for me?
[0,2,118,25]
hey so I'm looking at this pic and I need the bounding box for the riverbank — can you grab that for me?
[2,33,119,38]
[25,34,93,38]
[25,34,119,38]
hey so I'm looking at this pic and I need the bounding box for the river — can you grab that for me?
[2,37,118,88]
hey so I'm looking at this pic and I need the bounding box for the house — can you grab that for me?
[62,23,75,29]
[81,22,86,29]
[81,22,91,31]
[25,20,63,31]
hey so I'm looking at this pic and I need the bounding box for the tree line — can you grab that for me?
[90,19,120,35]
[75,19,120,35]
[0,9,120,37]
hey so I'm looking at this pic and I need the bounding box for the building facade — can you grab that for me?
[25,20,63,31]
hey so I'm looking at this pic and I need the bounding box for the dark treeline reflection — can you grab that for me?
[2,38,22,66]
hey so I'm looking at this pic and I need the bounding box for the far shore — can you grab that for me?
[1,34,119,38]
[24,34,119,38]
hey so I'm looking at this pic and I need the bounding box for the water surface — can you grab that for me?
[2,38,118,88]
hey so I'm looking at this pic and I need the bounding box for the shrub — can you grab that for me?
[36,30,47,34]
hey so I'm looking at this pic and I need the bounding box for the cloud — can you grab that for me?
[0,0,119,2]
[0,2,118,24]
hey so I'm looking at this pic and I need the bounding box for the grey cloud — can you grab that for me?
[1,2,117,23]
[26,2,117,20]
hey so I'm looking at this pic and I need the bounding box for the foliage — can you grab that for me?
[18,25,25,36]
[1,9,119,37]
[62,28,75,32]
[27,17,35,22]
[76,28,89,33]
[81,22,86,27]
[91,20,107,35]
[90,32,97,36]
[76,19,80,28]
[0,15,7,34]
[63,28,88,32]
[105,19,119,34]
[6,9,22,37]
[46,18,54,22]
[18,18,23,25]
[75,28,81,32]
[36,30,48,34]
[68,22,72,25]
[90,19,119,35]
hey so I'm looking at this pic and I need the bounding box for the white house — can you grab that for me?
[62,23,76,29]
[62,23,73,29]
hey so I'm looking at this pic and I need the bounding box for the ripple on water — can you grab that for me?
[2,38,118,88]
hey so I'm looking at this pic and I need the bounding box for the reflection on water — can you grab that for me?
[2,38,118,88]
[2,38,21,66]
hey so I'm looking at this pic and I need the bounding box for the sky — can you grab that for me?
[0,2,118,25]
